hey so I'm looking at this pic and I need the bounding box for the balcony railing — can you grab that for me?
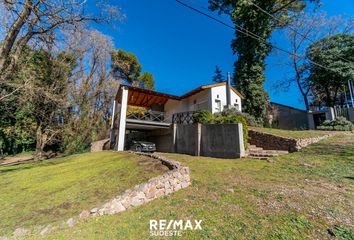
[172,111,195,124]
[126,109,170,123]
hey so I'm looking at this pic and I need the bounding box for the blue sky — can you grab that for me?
[90,0,354,110]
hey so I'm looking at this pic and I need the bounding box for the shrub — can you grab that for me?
[193,110,214,124]
[219,107,261,127]
[318,117,354,131]
[193,109,248,146]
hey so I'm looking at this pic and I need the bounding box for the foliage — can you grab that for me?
[110,49,156,90]
[209,0,318,122]
[138,72,155,90]
[317,116,354,131]
[193,109,248,145]
[110,49,142,83]
[212,65,225,83]
[306,34,354,107]
[192,110,214,124]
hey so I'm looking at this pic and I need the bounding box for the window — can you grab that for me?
[234,103,240,111]
[215,99,221,112]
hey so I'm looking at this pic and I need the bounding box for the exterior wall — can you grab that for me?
[164,89,212,120]
[268,103,308,130]
[249,129,334,152]
[164,86,242,118]
[210,85,242,113]
[174,123,245,158]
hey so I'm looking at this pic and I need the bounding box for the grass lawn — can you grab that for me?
[250,127,336,139]
[0,151,169,236]
[37,133,354,240]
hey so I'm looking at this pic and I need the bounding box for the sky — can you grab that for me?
[89,0,354,110]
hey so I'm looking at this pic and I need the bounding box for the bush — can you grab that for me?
[219,107,262,127]
[193,110,214,124]
[193,109,248,146]
[317,117,354,131]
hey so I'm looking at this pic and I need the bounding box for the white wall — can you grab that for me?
[164,86,242,119]
[210,85,242,114]
[165,89,212,119]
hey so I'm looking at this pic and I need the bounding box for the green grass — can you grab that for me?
[37,133,354,240]
[0,151,168,236]
[250,127,335,139]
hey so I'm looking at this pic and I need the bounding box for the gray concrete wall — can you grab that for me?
[200,124,245,158]
[175,124,197,155]
[269,103,308,130]
[348,108,354,123]
[173,123,244,158]
[148,128,174,152]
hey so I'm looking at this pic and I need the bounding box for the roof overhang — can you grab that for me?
[116,84,180,108]
[115,81,244,108]
[180,82,244,99]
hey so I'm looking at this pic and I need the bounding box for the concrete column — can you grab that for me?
[194,123,201,156]
[109,100,117,147]
[116,86,128,151]
[172,123,177,153]
[237,123,245,158]
[326,107,335,121]
[307,111,315,130]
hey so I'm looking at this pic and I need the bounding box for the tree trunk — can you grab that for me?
[35,125,46,159]
[0,0,33,73]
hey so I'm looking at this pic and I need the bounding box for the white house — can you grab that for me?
[112,81,244,151]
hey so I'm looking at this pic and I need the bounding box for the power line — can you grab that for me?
[249,1,354,65]
[175,0,338,74]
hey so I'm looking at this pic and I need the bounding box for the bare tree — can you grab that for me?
[279,12,354,110]
[0,0,122,100]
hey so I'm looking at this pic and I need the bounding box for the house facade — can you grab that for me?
[111,82,244,151]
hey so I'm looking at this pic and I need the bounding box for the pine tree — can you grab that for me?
[212,65,225,83]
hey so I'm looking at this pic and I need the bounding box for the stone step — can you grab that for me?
[247,156,269,160]
[249,153,279,157]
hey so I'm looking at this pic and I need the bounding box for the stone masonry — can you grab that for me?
[2,153,190,239]
[91,152,190,216]
[248,129,334,152]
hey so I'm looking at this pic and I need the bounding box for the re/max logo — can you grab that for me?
[149,219,203,231]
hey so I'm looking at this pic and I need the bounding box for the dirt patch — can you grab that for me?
[0,155,34,166]
[137,156,170,173]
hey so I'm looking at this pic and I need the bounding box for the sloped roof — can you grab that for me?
[116,81,244,107]
[180,82,244,99]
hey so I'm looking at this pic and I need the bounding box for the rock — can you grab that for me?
[67,218,76,228]
[0,236,9,240]
[108,201,126,214]
[226,188,234,193]
[155,189,165,198]
[146,185,158,199]
[181,181,190,188]
[79,210,90,219]
[13,227,29,237]
[40,225,52,235]
[90,208,98,214]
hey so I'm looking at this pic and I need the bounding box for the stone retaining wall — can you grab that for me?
[249,130,333,152]
[90,152,190,216]
[90,138,110,152]
[3,153,190,239]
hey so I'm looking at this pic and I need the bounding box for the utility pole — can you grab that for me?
[226,72,231,108]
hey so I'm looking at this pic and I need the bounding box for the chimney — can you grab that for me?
[226,72,231,108]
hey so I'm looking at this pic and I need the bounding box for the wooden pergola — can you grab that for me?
[116,84,180,108]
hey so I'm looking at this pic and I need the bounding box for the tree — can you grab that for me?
[276,12,354,110]
[209,0,318,122]
[306,34,354,107]
[110,49,142,84]
[0,0,121,101]
[212,65,225,83]
[139,72,155,90]
[110,49,156,90]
